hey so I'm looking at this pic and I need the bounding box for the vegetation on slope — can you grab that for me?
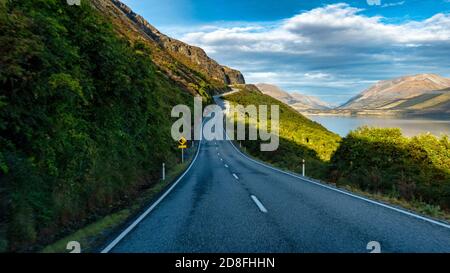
[0,0,193,251]
[224,88,450,218]
[94,0,237,98]
[330,128,450,210]
[224,89,341,179]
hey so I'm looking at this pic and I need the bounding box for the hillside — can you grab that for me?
[224,89,450,220]
[0,0,242,252]
[256,83,330,110]
[92,0,245,97]
[340,74,450,115]
[223,87,340,178]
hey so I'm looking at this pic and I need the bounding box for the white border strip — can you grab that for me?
[101,123,204,253]
[225,130,450,230]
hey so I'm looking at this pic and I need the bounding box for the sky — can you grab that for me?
[121,0,450,105]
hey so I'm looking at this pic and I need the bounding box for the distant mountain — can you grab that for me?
[255,83,330,110]
[340,74,450,114]
[92,0,244,95]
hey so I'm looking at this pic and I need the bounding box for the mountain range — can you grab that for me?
[258,74,450,117]
[255,83,331,110]
[89,0,450,116]
[340,74,450,115]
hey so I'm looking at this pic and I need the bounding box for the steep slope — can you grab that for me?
[0,0,224,252]
[256,83,330,110]
[91,0,244,96]
[224,87,340,178]
[393,87,450,115]
[340,74,450,111]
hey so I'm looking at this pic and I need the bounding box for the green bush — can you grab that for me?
[0,0,192,251]
[330,127,450,209]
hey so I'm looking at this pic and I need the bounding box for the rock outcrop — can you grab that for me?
[95,0,245,92]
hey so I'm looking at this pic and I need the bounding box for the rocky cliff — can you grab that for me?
[92,0,244,95]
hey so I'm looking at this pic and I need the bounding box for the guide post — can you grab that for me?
[178,136,187,163]
[302,159,305,176]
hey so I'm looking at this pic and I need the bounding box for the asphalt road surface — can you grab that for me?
[105,96,450,253]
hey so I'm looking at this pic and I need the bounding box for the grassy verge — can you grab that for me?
[40,146,197,253]
[342,185,450,222]
[232,140,450,224]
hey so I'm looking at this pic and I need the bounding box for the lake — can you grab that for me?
[305,115,450,137]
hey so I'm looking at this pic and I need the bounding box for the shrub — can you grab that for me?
[331,127,450,209]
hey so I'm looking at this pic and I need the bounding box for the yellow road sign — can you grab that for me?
[178,136,187,149]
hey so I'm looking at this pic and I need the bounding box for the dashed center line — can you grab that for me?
[220,158,223,161]
[250,195,268,213]
[232,173,239,180]
[224,164,228,168]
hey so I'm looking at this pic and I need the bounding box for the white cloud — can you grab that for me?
[245,72,280,83]
[179,3,450,103]
[382,1,405,8]
[304,72,331,79]
[281,3,450,46]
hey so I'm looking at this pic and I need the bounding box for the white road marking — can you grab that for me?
[232,173,239,180]
[251,195,268,213]
[220,158,223,161]
[224,164,228,168]
[101,121,205,253]
[223,128,450,230]
[217,152,220,156]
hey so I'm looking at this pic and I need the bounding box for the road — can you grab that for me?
[104,96,450,253]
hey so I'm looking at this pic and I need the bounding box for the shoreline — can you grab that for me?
[299,109,450,119]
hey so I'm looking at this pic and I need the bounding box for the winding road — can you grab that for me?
[102,95,450,253]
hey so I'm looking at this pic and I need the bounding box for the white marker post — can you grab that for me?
[302,159,305,176]
[162,163,165,181]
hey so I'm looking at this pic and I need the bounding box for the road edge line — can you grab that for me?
[100,122,204,253]
[224,129,450,230]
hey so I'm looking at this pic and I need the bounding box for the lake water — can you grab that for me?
[305,115,450,137]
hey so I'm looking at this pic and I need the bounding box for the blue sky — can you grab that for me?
[122,0,450,104]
